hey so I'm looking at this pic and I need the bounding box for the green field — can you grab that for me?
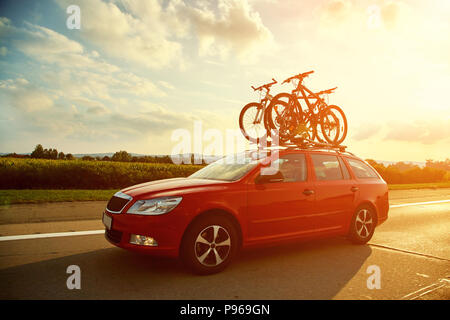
[1,182,449,205]
[0,157,203,189]
[0,189,119,205]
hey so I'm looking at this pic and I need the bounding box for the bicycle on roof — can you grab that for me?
[264,70,347,145]
[239,78,277,143]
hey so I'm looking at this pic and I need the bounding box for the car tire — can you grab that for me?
[348,205,376,244]
[180,215,238,275]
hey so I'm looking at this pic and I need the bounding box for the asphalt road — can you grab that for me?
[0,189,449,300]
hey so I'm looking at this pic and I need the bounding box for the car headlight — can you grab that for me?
[127,196,182,215]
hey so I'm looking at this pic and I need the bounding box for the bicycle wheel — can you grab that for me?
[239,102,267,143]
[265,98,298,144]
[312,111,326,143]
[326,105,347,145]
[320,108,340,144]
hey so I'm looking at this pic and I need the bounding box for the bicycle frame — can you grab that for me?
[250,79,277,124]
[253,90,272,123]
[291,80,331,115]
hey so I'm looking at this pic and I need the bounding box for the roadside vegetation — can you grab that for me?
[2,144,204,164]
[0,144,449,205]
[366,159,450,184]
[388,182,450,190]
[0,157,203,189]
[0,189,118,205]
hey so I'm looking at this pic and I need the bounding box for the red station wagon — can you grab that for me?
[103,147,389,274]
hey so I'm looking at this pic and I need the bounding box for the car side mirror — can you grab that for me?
[255,170,284,184]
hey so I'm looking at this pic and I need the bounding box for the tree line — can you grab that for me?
[1,144,204,164]
[365,159,450,184]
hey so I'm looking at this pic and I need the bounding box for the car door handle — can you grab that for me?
[303,189,315,196]
[351,186,359,192]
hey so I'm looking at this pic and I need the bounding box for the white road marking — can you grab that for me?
[416,273,430,278]
[368,243,449,262]
[0,230,104,241]
[401,279,450,300]
[0,199,448,242]
[390,199,450,208]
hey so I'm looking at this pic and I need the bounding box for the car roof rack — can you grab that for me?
[250,138,355,156]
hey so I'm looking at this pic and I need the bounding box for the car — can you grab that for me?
[102,147,389,274]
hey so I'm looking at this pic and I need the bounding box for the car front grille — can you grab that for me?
[106,196,130,213]
[106,228,123,244]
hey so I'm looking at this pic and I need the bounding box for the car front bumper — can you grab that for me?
[103,209,189,258]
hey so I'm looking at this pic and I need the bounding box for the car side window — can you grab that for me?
[310,154,344,181]
[338,156,351,179]
[272,153,307,182]
[347,159,379,179]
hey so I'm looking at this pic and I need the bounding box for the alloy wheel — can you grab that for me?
[355,208,373,238]
[194,225,231,267]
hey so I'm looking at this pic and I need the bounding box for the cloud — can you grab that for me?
[56,0,184,69]
[320,0,352,25]
[179,0,274,61]
[113,72,167,97]
[0,46,7,56]
[0,78,55,112]
[0,17,12,37]
[1,18,170,100]
[16,22,83,56]
[1,18,120,73]
[351,123,382,141]
[317,0,411,32]
[12,22,120,73]
[385,119,450,144]
[71,97,110,115]
[0,16,190,148]
[381,2,400,28]
[0,75,197,142]
[55,0,273,66]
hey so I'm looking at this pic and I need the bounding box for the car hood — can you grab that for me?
[121,177,229,198]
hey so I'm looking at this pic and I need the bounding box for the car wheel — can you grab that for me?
[180,216,238,275]
[348,205,376,244]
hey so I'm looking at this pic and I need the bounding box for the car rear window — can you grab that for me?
[346,158,379,179]
[310,154,344,181]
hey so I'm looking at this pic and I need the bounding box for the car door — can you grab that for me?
[246,152,316,243]
[310,153,357,233]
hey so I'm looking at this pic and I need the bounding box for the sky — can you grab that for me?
[0,0,449,162]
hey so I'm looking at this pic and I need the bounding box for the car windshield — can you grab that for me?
[189,151,266,181]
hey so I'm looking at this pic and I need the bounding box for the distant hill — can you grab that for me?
[72,153,147,158]
[374,160,426,168]
[0,152,427,167]
[0,152,172,158]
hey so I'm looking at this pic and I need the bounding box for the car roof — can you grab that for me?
[248,145,359,159]
[284,148,359,159]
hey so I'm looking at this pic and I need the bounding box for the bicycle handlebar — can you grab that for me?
[317,87,337,95]
[282,70,314,84]
[251,78,278,91]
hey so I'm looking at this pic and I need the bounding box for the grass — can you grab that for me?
[388,182,450,190]
[1,182,450,205]
[0,189,119,205]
